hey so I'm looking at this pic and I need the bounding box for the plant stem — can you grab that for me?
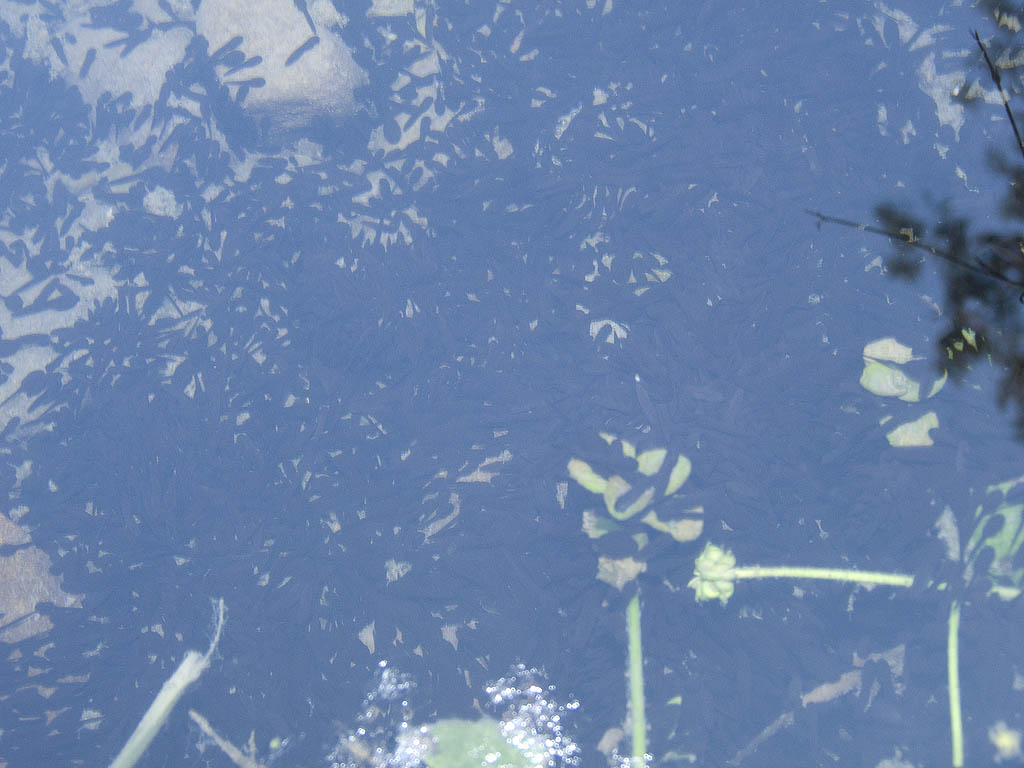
[626,593,647,765]
[109,598,226,768]
[948,599,964,768]
[689,544,916,604]
[732,565,914,588]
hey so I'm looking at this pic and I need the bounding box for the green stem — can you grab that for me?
[689,544,916,605]
[948,600,964,768]
[626,593,647,765]
[733,565,914,588]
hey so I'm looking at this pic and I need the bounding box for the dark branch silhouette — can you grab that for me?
[973,29,1024,162]
[812,19,1024,439]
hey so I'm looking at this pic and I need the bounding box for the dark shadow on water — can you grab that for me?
[814,7,1024,442]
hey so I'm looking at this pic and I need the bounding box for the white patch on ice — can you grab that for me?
[917,52,965,140]
[0,0,367,133]
[196,0,366,131]
[142,187,182,218]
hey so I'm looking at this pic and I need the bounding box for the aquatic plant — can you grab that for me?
[683,477,1024,767]
[567,432,703,766]
[686,541,915,604]
[108,599,226,768]
[567,427,1024,767]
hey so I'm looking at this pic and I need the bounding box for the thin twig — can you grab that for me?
[805,209,1024,290]
[973,29,1024,162]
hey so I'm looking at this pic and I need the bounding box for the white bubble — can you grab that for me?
[328,663,580,767]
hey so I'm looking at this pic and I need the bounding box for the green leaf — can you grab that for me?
[603,474,631,517]
[863,337,918,363]
[597,555,646,590]
[567,458,606,494]
[619,439,637,460]
[689,543,737,604]
[965,478,1024,600]
[636,448,667,476]
[886,411,938,447]
[926,369,948,399]
[603,475,655,520]
[641,510,703,542]
[422,718,531,768]
[582,509,620,539]
[860,359,920,401]
[613,485,655,520]
[664,455,691,495]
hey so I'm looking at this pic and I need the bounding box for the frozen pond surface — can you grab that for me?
[1,1,1023,766]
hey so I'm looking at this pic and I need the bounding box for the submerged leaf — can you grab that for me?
[636,448,667,476]
[567,458,606,494]
[581,509,620,539]
[611,484,655,520]
[664,454,692,495]
[689,542,737,604]
[964,476,1024,600]
[641,510,703,542]
[597,555,646,590]
[603,474,631,516]
[422,718,531,768]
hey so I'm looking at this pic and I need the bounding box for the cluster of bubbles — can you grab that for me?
[326,660,580,767]
[485,664,581,767]
[326,661,418,768]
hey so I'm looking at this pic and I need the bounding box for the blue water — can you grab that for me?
[1,1,1022,766]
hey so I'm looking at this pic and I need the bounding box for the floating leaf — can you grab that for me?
[927,369,948,399]
[863,337,917,363]
[860,360,920,401]
[886,411,939,447]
